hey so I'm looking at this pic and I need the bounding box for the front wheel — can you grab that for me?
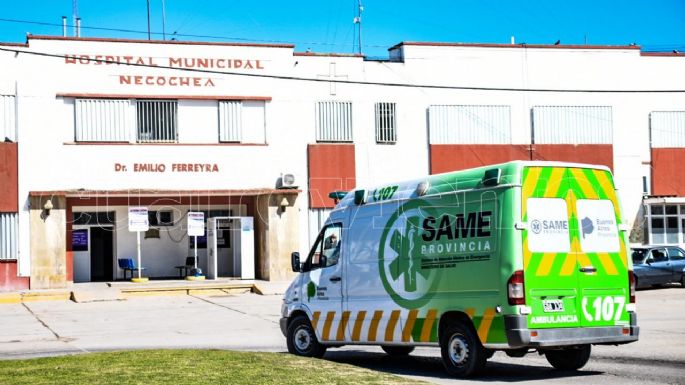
[381,345,415,356]
[286,315,327,358]
[544,345,591,370]
[440,322,487,377]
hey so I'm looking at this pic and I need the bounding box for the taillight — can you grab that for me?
[628,270,636,303]
[508,270,525,305]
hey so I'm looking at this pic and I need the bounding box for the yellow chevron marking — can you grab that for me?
[544,168,566,198]
[598,253,619,275]
[477,308,496,343]
[535,252,557,276]
[465,308,476,319]
[570,168,598,199]
[577,253,593,270]
[522,167,543,218]
[402,310,419,342]
[593,170,621,216]
[311,311,321,332]
[336,311,351,341]
[351,311,367,342]
[559,253,577,276]
[420,309,438,342]
[564,189,577,219]
[385,310,401,342]
[618,237,628,269]
[322,311,335,341]
[368,310,383,342]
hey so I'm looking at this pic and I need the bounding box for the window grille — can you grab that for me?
[428,105,511,144]
[532,106,612,144]
[315,101,353,142]
[650,111,685,148]
[0,213,18,260]
[375,102,397,143]
[136,100,178,143]
[219,101,242,142]
[75,99,133,142]
[1,95,16,142]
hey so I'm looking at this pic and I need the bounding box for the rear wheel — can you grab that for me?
[381,345,415,356]
[286,315,327,358]
[440,322,487,377]
[681,273,685,288]
[544,345,591,370]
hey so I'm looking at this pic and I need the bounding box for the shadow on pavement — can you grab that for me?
[322,349,602,383]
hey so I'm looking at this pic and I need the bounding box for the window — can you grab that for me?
[0,213,18,260]
[647,204,683,244]
[218,100,266,143]
[315,101,352,142]
[72,212,116,225]
[532,106,612,144]
[649,248,668,263]
[375,102,396,143]
[148,210,174,227]
[1,95,16,142]
[650,111,685,148]
[75,99,133,142]
[428,105,511,144]
[667,247,685,261]
[306,223,342,270]
[136,100,178,143]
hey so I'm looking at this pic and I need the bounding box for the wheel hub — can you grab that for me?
[449,334,469,365]
[294,327,311,352]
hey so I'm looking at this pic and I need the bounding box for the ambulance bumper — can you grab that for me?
[279,317,288,337]
[504,313,639,348]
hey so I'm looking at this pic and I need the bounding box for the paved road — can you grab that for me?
[0,287,683,384]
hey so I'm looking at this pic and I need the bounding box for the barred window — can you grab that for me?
[136,100,178,143]
[218,100,266,143]
[0,213,18,260]
[1,95,16,142]
[375,102,396,143]
[315,101,353,142]
[75,99,133,142]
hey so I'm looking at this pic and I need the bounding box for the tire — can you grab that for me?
[681,274,685,288]
[381,345,415,356]
[286,315,327,358]
[545,345,591,370]
[440,321,487,377]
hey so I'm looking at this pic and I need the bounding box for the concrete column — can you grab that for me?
[29,194,67,289]
[255,192,300,281]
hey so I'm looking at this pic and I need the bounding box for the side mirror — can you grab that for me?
[291,252,301,272]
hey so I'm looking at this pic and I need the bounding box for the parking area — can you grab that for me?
[0,287,683,384]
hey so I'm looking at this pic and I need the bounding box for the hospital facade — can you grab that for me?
[0,35,684,291]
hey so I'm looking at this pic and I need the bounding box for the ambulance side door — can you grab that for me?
[302,223,344,343]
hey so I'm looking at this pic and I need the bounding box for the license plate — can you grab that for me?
[543,300,564,313]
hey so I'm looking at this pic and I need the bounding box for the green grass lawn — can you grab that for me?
[0,349,424,385]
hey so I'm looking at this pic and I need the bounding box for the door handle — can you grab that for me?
[329,276,341,282]
[579,266,597,273]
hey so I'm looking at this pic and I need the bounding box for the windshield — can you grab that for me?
[631,249,647,264]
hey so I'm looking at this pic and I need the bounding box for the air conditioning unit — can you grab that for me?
[277,173,298,189]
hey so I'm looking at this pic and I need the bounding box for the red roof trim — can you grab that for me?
[27,35,294,49]
[389,41,641,51]
[294,52,364,58]
[30,189,301,197]
[56,93,271,101]
[0,42,28,47]
[641,52,685,57]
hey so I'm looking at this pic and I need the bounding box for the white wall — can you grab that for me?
[3,38,684,276]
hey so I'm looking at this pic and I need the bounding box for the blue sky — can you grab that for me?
[1,1,684,57]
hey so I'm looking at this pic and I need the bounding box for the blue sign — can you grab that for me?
[72,229,88,252]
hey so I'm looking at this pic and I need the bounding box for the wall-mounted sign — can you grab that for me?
[72,229,89,252]
[188,212,205,237]
[128,207,149,232]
